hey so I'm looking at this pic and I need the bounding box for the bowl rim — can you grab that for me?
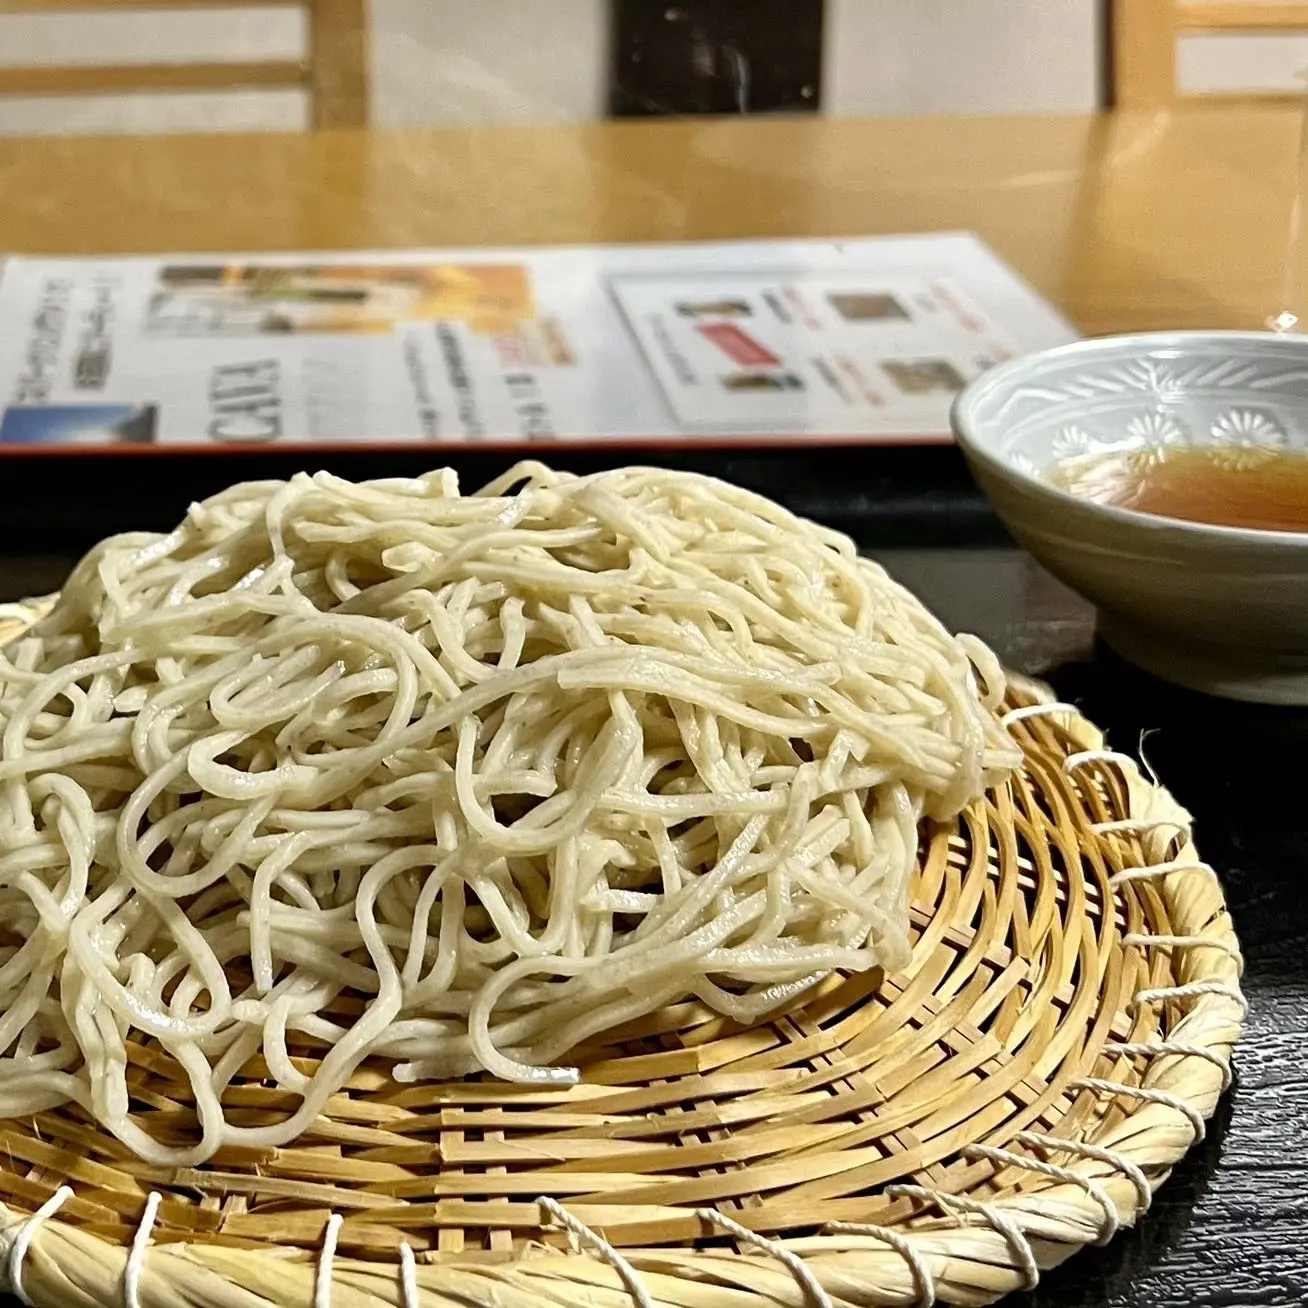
[951,330,1308,545]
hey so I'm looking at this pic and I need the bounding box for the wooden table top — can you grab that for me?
[0,104,1303,337]
[0,111,1303,1308]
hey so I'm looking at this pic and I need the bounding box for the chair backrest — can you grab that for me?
[1115,0,1308,105]
[0,0,368,129]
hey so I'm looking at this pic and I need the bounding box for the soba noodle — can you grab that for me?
[0,463,1018,1165]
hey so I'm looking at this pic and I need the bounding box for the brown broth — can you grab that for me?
[1049,444,1308,533]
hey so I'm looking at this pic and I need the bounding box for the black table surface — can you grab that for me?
[0,446,1302,1308]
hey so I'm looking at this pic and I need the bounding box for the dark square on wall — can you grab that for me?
[610,0,825,117]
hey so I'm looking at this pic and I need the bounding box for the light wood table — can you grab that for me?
[0,104,1302,336]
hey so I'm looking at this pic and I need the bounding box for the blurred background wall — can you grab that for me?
[0,0,1098,135]
[1,0,1307,136]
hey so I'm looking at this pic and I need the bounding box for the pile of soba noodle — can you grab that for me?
[0,463,1019,1165]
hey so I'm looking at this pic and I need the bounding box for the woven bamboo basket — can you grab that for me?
[0,599,1243,1308]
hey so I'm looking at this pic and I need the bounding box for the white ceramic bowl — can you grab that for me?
[951,331,1308,703]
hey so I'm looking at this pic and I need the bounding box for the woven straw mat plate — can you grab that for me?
[0,600,1244,1308]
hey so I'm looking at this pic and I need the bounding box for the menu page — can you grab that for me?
[0,234,1075,451]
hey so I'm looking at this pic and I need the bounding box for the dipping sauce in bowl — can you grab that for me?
[951,331,1308,703]
[1049,445,1308,534]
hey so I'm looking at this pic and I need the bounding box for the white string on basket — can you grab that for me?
[1122,932,1244,972]
[1014,1131,1154,1215]
[1001,701,1078,727]
[1135,730,1164,787]
[1133,980,1249,1016]
[314,1212,343,1308]
[1069,1077,1206,1144]
[538,1198,653,1308]
[694,1208,833,1308]
[1088,785,1242,1170]
[962,1142,1119,1244]
[1122,930,1240,956]
[1091,817,1191,840]
[1110,858,1215,888]
[1104,837,1247,1014]
[886,1185,1039,1292]
[819,1220,936,1307]
[1063,748,1139,776]
[399,1240,419,1308]
[123,1191,162,1308]
[1109,1040,1234,1091]
[6,1185,72,1308]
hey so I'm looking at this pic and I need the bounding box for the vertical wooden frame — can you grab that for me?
[0,0,371,128]
[1113,0,1178,106]
[308,0,368,127]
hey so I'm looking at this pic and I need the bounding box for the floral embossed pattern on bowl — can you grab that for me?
[952,332,1308,703]
[972,338,1308,482]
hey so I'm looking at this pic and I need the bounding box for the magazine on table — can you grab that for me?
[0,233,1075,452]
